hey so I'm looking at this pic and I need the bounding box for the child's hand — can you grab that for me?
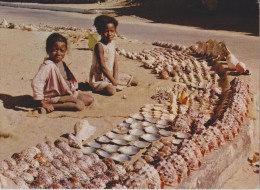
[41,100,54,112]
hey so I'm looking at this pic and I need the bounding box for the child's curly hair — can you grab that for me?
[94,15,118,34]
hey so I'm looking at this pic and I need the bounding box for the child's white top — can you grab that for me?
[89,40,116,86]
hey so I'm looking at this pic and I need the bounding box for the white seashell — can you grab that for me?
[82,147,96,154]
[159,129,173,137]
[157,119,170,126]
[112,127,129,134]
[87,141,101,148]
[155,124,169,129]
[145,117,157,124]
[130,113,144,121]
[123,135,139,142]
[118,122,130,128]
[106,132,123,139]
[74,119,96,141]
[1,19,8,28]
[125,118,135,124]
[130,122,144,130]
[144,126,159,134]
[111,139,128,146]
[131,140,151,148]
[226,53,239,70]
[111,153,131,162]
[142,121,153,127]
[96,149,111,158]
[118,146,139,155]
[172,138,183,145]
[141,134,161,142]
[101,144,119,153]
[96,136,111,143]
[129,129,145,136]
[175,131,191,139]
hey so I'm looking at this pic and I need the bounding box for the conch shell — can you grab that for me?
[226,51,239,70]
[236,62,247,74]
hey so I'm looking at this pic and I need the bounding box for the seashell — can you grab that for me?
[74,119,96,141]
[87,140,101,148]
[176,131,191,139]
[130,113,144,121]
[106,131,123,139]
[155,124,169,129]
[157,119,170,126]
[81,147,96,154]
[172,138,183,145]
[20,172,34,183]
[226,53,239,70]
[125,118,135,124]
[111,153,131,162]
[130,122,144,130]
[111,139,128,145]
[123,134,139,142]
[131,140,151,148]
[129,129,145,136]
[112,127,129,134]
[101,144,119,153]
[1,18,9,28]
[236,62,247,74]
[96,149,112,158]
[67,133,82,149]
[142,121,153,127]
[144,126,159,134]
[144,117,157,124]
[118,146,140,155]
[96,136,111,143]
[159,129,173,137]
[118,122,130,128]
[141,134,161,142]
[160,70,170,80]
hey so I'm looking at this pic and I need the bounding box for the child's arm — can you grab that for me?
[113,52,118,81]
[95,43,117,86]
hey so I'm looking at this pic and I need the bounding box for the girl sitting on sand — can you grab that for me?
[32,33,93,113]
[89,15,138,96]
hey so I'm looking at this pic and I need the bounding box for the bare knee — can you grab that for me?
[85,95,94,106]
[105,86,116,96]
[75,100,85,111]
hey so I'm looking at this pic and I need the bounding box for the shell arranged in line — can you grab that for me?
[130,122,144,130]
[106,132,122,139]
[157,119,170,126]
[172,138,183,145]
[142,121,153,127]
[96,149,111,158]
[129,129,145,136]
[130,113,144,121]
[175,132,191,139]
[144,117,157,124]
[144,126,159,134]
[141,134,161,142]
[118,122,130,129]
[123,135,139,142]
[125,118,135,124]
[111,153,131,162]
[113,127,129,134]
[81,147,96,154]
[86,141,101,148]
[159,129,173,137]
[101,144,119,153]
[131,140,151,148]
[118,146,140,155]
[111,139,128,146]
[96,136,111,143]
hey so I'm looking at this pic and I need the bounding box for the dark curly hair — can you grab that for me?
[94,15,118,34]
[46,33,68,53]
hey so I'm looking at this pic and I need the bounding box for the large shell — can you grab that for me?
[118,146,139,155]
[141,134,161,142]
[129,129,145,136]
[101,144,119,153]
[111,153,131,162]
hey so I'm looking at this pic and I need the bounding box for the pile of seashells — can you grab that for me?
[0,19,253,188]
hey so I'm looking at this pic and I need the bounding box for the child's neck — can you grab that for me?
[100,39,112,45]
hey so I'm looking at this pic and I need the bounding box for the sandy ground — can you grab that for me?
[0,1,259,189]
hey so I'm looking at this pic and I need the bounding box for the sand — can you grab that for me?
[0,1,259,189]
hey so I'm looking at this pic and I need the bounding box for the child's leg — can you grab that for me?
[98,85,116,96]
[77,92,94,106]
[52,95,85,111]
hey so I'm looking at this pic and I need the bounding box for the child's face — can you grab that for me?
[100,23,116,43]
[48,41,67,63]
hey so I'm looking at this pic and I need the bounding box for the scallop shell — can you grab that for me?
[129,129,145,136]
[111,139,128,146]
[96,136,111,143]
[131,140,151,148]
[130,113,144,121]
[106,132,123,139]
[96,149,112,158]
[159,129,173,137]
[142,121,153,127]
[172,138,183,145]
[144,126,159,134]
[118,122,130,128]
[125,118,135,124]
[145,117,157,124]
[123,135,139,142]
[175,132,191,139]
[87,141,101,148]
[111,153,131,162]
[157,119,170,126]
[130,122,144,130]
[112,127,129,134]
[82,147,96,154]
[101,144,119,153]
[118,146,140,155]
[155,124,169,129]
[141,134,161,142]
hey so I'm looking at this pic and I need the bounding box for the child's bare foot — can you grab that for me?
[39,107,47,114]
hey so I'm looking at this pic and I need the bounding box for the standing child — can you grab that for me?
[32,33,93,113]
[89,15,138,96]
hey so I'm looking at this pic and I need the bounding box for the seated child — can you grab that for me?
[89,15,138,96]
[32,33,93,113]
